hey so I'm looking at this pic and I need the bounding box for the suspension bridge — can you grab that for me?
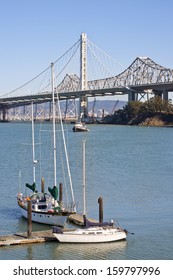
[0,33,173,121]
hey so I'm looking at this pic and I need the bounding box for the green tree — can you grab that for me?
[146,96,171,113]
[124,101,142,119]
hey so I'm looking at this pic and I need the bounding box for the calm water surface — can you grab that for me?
[0,123,172,260]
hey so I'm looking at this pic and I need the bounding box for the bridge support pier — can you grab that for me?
[64,99,77,120]
[2,107,7,122]
[154,91,162,98]
[128,91,136,102]
[79,96,88,119]
[162,90,168,101]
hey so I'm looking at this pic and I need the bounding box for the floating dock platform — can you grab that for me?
[0,214,98,247]
[0,230,55,246]
[68,213,98,226]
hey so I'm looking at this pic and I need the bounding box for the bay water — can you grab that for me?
[0,122,172,260]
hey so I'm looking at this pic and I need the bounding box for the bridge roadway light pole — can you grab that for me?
[79,32,88,120]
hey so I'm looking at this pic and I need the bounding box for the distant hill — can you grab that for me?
[87,100,127,116]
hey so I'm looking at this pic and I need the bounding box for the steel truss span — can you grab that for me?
[1,32,173,122]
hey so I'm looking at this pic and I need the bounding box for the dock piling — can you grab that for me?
[27,200,32,238]
[98,196,103,223]
[41,177,45,193]
[59,183,63,203]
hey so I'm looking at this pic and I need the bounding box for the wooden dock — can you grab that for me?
[68,213,98,226]
[0,214,98,247]
[0,230,56,246]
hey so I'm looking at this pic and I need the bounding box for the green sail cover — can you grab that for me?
[26,182,37,192]
[48,186,58,200]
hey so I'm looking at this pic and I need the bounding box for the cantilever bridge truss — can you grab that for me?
[57,56,173,92]
[1,56,173,121]
[89,57,173,89]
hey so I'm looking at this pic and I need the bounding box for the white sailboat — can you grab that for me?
[72,121,89,132]
[53,214,127,243]
[17,63,77,226]
[53,140,127,242]
[72,112,89,132]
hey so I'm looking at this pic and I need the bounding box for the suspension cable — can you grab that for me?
[87,38,126,70]
[0,39,80,98]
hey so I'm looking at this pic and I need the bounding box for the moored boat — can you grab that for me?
[17,63,77,226]
[53,215,127,243]
[72,121,89,132]
[17,191,75,226]
[53,140,127,242]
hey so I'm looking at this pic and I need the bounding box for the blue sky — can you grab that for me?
[0,0,173,95]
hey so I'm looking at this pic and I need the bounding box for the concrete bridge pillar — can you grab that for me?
[163,90,168,101]
[128,91,136,102]
[2,107,7,122]
[154,91,162,98]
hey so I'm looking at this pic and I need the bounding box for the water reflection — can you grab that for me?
[53,240,127,260]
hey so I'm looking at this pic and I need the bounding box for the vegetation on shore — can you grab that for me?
[102,96,173,126]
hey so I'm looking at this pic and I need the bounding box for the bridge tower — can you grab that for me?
[79,32,88,120]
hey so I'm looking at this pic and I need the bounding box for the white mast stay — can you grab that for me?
[51,63,57,187]
[82,140,86,216]
[51,62,76,210]
[31,102,36,184]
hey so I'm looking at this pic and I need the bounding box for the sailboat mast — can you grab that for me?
[51,62,57,187]
[56,84,76,209]
[31,102,36,183]
[82,140,86,216]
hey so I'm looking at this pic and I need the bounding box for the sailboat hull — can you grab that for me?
[72,122,89,132]
[53,227,127,243]
[19,204,67,226]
